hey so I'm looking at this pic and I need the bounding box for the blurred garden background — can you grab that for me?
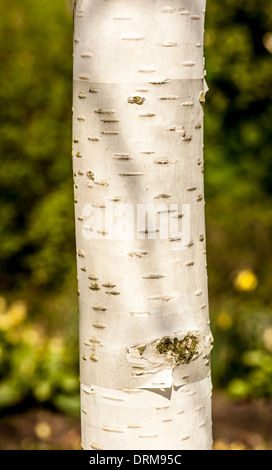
[1,0,272,450]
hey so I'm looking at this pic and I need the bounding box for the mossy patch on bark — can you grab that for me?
[155,334,199,365]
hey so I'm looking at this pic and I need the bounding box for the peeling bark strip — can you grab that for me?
[73,0,212,450]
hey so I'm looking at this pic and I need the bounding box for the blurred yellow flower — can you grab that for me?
[234,269,258,292]
[217,312,233,330]
[48,336,64,353]
[0,314,11,331]
[22,327,43,347]
[213,439,230,450]
[0,300,27,331]
[8,301,27,326]
[229,441,246,450]
[213,439,246,450]
[35,421,52,440]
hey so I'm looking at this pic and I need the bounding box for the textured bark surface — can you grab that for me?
[73,0,212,450]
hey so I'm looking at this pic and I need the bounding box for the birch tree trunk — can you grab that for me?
[73,0,212,450]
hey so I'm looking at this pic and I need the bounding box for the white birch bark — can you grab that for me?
[73,0,212,450]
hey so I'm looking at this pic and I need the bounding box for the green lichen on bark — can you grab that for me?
[127,96,145,105]
[86,170,95,181]
[138,345,147,355]
[156,334,199,365]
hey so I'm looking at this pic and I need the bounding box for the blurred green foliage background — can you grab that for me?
[1,0,272,417]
